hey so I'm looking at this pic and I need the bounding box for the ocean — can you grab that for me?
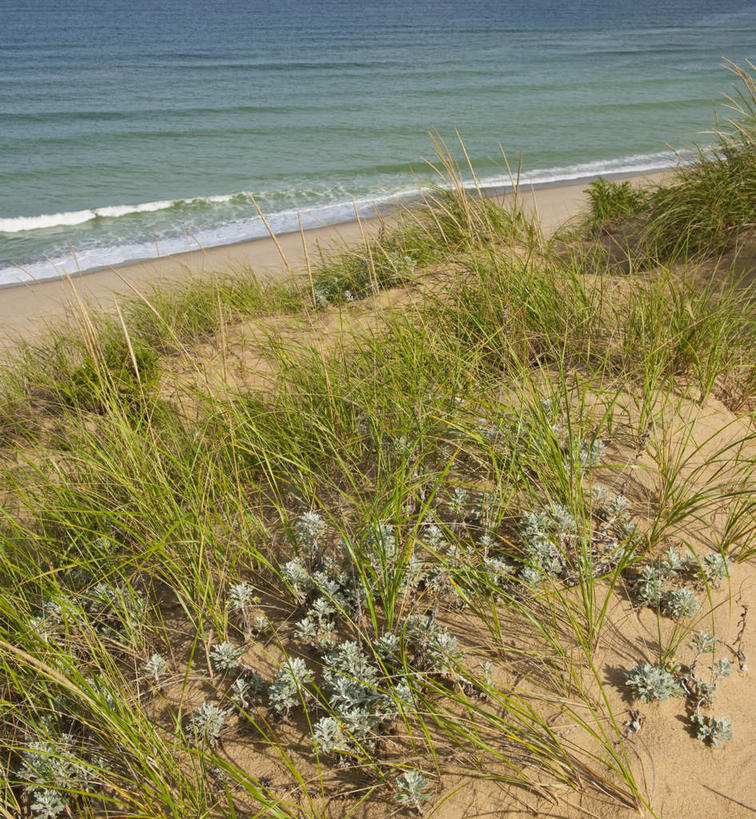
[1,0,755,286]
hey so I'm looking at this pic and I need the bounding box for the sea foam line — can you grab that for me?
[0,194,237,234]
[0,149,682,287]
[0,149,680,237]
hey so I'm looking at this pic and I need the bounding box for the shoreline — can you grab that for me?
[0,169,671,343]
[0,166,670,293]
[0,159,679,289]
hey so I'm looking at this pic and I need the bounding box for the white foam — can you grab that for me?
[0,209,98,232]
[0,149,681,237]
[478,150,680,191]
[94,200,176,219]
[0,194,239,234]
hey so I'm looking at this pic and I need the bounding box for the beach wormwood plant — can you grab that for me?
[189,702,228,747]
[690,630,718,654]
[579,438,606,468]
[313,717,353,756]
[227,581,259,631]
[660,587,701,620]
[691,714,733,747]
[632,547,704,619]
[282,557,314,602]
[16,733,95,818]
[268,658,313,715]
[395,768,432,811]
[228,581,256,610]
[210,641,245,673]
[28,789,69,819]
[294,511,327,553]
[625,663,684,703]
[230,672,267,708]
[518,507,572,581]
[702,552,730,583]
[143,652,169,683]
[634,565,667,607]
[312,640,411,756]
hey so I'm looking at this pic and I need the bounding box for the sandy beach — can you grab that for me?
[0,172,669,345]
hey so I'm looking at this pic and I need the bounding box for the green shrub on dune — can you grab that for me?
[586,60,756,261]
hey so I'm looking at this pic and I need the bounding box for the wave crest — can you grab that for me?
[0,195,238,234]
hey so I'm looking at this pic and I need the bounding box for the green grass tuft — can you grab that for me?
[585,176,649,229]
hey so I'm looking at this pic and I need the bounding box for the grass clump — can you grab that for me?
[311,248,417,306]
[645,145,755,260]
[125,269,306,353]
[63,334,159,412]
[585,176,649,229]
[582,61,756,263]
[642,62,756,260]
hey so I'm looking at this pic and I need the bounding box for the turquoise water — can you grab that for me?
[1,0,755,285]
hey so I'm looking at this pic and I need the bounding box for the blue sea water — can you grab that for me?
[1,0,755,285]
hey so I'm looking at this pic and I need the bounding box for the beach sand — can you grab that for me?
[0,172,669,344]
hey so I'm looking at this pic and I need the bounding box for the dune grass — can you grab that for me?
[583,60,756,265]
[0,66,755,819]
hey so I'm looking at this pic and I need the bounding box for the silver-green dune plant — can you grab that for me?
[294,594,339,651]
[189,702,229,747]
[625,662,684,703]
[701,552,731,585]
[210,641,245,673]
[15,732,97,818]
[293,511,327,555]
[395,768,432,812]
[632,546,706,620]
[660,587,701,620]
[227,580,258,632]
[30,581,148,650]
[268,658,313,715]
[229,670,267,709]
[516,490,633,587]
[143,652,169,684]
[282,544,463,758]
[313,640,408,756]
[691,714,733,748]
[684,632,734,709]
[625,625,742,749]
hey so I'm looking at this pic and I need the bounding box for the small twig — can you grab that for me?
[701,784,756,813]
[297,210,317,309]
[724,603,749,671]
